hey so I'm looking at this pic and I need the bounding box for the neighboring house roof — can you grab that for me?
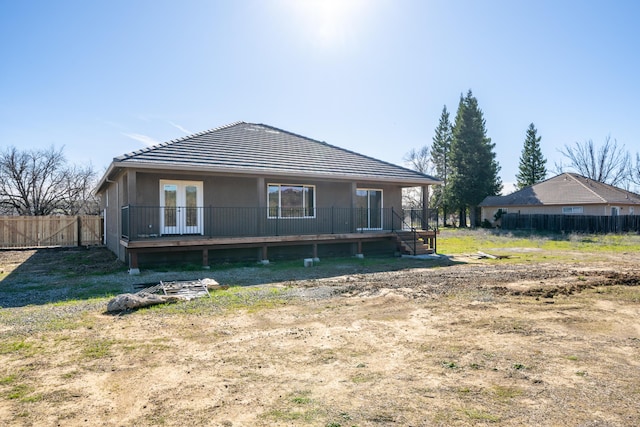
[480,173,640,207]
[97,121,440,191]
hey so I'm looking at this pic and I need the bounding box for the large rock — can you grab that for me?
[107,292,183,313]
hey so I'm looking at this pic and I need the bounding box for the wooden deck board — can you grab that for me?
[121,232,397,250]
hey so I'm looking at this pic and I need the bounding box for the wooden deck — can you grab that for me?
[122,231,402,272]
[121,231,397,249]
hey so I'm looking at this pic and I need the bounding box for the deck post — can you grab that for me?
[202,249,210,269]
[421,185,428,230]
[260,245,269,264]
[312,243,319,262]
[128,251,140,275]
[355,240,364,258]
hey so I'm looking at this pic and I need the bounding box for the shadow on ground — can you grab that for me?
[0,247,126,308]
[0,247,462,308]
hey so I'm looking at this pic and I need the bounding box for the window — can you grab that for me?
[562,206,583,214]
[268,184,315,218]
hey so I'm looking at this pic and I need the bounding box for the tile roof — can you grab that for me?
[107,122,439,185]
[480,173,640,207]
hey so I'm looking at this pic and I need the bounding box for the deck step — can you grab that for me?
[394,230,436,255]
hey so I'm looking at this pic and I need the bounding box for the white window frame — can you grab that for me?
[562,206,584,214]
[267,183,316,219]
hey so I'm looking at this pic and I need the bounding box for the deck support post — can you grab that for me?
[312,243,320,262]
[202,249,210,269]
[128,251,140,275]
[355,240,364,258]
[421,185,428,230]
[260,245,269,264]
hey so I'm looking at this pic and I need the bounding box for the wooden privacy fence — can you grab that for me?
[501,213,640,234]
[0,215,103,248]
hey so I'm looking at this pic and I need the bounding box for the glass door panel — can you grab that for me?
[160,180,203,235]
[162,184,178,234]
[369,190,382,229]
[356,189,383,230]
[183,185,200,233]
[356,189,369,229]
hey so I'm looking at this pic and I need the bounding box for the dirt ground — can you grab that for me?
[0,247,639,426]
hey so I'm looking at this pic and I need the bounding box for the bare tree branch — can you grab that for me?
[0,146,98,215]
[559,136,631,186]
[404,146,434,175]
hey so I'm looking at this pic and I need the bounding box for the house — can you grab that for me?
[479,172,640,225]
[96,122,441,273]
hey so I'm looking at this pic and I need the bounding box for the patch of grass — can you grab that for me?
[461,407,500,422]
[260,390,325,423]
[61,370,80,380]
[6,383,42,402]
[596,286,640,303]
[81,339,115,359]
[291,390,313,405]
[566,355,579,361]
[146,286,290,315]
[0,374,17,384]
[0,339,35,356]
[262,408,321,422]
[350,372,379,383]
[441,361,459,369]
[491,385,523,399]
[438,229,640,260]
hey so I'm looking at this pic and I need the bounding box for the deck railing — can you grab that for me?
[120,206,436,241]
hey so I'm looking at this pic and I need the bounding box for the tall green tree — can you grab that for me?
[448,90,502,227]
[516,123,547,189]
[430,105,452,226]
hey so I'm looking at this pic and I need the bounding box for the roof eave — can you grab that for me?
[95,161,119,194]
[104,160,442,187]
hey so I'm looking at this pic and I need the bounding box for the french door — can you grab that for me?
[356,189,383,230]
[159,180,203,235]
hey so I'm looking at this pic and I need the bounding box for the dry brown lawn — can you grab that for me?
[0,246,639,426]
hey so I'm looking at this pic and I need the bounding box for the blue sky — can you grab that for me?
[1,0,639,193]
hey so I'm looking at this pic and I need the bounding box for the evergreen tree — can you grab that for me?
[516,123,547,189]
[430,105,452,226]
[448,90,502,227]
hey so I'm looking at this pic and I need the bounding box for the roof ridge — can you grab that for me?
[116,121,246,160]
[254,122,438,181]
[566,173,610,203]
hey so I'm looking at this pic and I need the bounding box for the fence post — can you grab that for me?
[77,216,81,247]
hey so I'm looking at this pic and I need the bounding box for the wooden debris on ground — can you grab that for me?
[107,278,229,313]
[475,251,512,260]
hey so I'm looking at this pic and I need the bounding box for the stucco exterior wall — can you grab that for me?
[98,172,127,261]
[100,168,410,263]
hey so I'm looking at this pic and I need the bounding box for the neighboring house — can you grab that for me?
[96,122,441,272]
[480,172,640,224]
